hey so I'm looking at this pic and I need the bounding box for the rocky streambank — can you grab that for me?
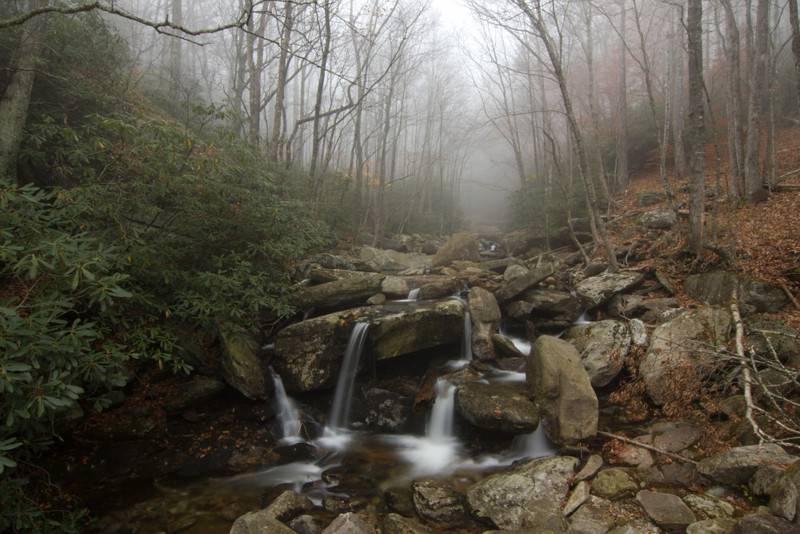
[54,227,800,534]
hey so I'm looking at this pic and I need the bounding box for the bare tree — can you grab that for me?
[744,0,770,203]
[686,0,705,256]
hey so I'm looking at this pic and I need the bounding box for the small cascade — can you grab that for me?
[426,379,457,441]
[406,287,421,301]
[328,322,370,430]
[270,368,303,444]
[573,311,591,326]
[511,424,558,459]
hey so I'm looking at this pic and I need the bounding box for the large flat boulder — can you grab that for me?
[455,381,538,434]
[290,272,385,309]
[432,233,481,268]
[494,264,555,303]
[685,271,788,313]
[527,336,598,444]
[358,246,432,274]
[273,300,463,392]
[380,275,460,300]
[575,271,644,309]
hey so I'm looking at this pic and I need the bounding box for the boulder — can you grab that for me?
[640,307,731,405]
[411,478,467,528]
[358,246,432,274]
[504,264,529,281]
[321,512,375,534]
[290,272,385,309]
[163,376,226,414]
[563,481,591,516]
[575,271,644,309]
[527,336,598,444]
[569,498,618,534]
[466,456,577,530]
[263,490,314,523]
[636,190,667,207]
[563,320,631,387]
[697,444,798,485]
[507,288,583,322]
[592,468,646,499]
[468,286,502,361]
[732,514,799,534]
[770,461,800,521]
[685,271,789,313]
[273,300,463,392]
[494,264,556,303]
[640,210,678,229]
[380,275,460,300]
[432,233,481,268]
[230,510,296,534]
[503,229,543,256]
[218,322,273,400]
[382,513,434,534]
[455,381,538,434]
[479,257,524,273]
[636,490,696,532]
[684,494,735,520]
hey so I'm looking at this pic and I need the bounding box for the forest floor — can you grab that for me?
[606,124,800,331]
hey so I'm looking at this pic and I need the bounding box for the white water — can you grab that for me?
[461,310,473,361]
[512,424,558,459]
[407,287,421,301]
[328,322,370,430]
[270,368,303,444]
[427,379,457,441]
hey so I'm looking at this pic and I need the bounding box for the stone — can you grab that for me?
[381,513,433,534]
[289,515,324,534]
[563,481,591,516]
[592,468,645,499]
[687,519,737,534]
[358,246,432,274]
[468,286,502,361]
[321,512,375,534]
[685,271,789,314]
[511,287,583,322]
[263,490,314,523]
[640,307,731,405]
[651,422,703,452]
[641,210,678,229]
[492,333,527,358]
[230,510,296,534]
[455,381,538,434]
[411,478,467,528]
[751,465,788,498]
[432,233,481,267]
[684,493,735,520]
[697,444,798,486]
[636,190,667,206]
[636,490,696,532]
[527,336,598,444]
[218,322,273,400]
[380,275,460,300]
[163,376,226,414]
[290,272,385,309]
[732,514,800,534]
[569,498,617,534]
[575,271,645,309]
[494,264,556,303]
[480,257,524,273]
[574,455,604,482]
[564,320,631,387]
[770,461,800,521]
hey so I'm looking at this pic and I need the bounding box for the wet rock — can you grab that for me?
[685,271,789,314]
[218,322,273,400]
[508,287,583,322]
[362,383,413,432]
[263,490,313,523]
[494,264,555,303]
[289,514,324,534]
[592,468,646,499]
[454,381,538,434]
[411,478,467,528]
[641,210,678,229]
[381,513,434,534]
[163,376,226,414]
[527,336,598,444]
[636,490,696,532]
[468,286,502,361]
[369,299,464,360]
[575,271,644,309]
[688,518,737,534]
[640,307,731,405]
[321,512,375,534]
[569,497,617,534]
[492,333,526,358]
[230,510,296,534]
[697,444,798,485]
[564,320,631,387]
[384,487,415,516]
[432,233,481,267]
[732,514,799,534]
[291,272,385,309]
[380,275,460,300]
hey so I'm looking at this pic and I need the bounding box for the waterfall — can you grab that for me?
[328,322,370,430]
[461,310,473,361]
[407,287,421,301]
[270,368,302,444]
[511,424,557,459]
[426,379,457,441]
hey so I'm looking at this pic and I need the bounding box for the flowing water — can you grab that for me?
[270,368,303,444]
[328,322,370,430]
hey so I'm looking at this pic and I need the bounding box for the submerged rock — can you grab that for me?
[527,336,598,444]
[455,381,538,434]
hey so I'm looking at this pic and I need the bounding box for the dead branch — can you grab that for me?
[732,290,768,445]
[596,430,698,465]
[781,283,800,310]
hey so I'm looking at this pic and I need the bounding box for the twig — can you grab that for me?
[780,282,800,310]
[596,430,698,465]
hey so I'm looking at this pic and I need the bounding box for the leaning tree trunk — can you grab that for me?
[0,2,47,181]
[686,0,706,256]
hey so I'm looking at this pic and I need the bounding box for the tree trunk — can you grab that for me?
[269,1,294,162]
[686,0,706,256]
[744,0,769,203]
[0,1,47,181]
[617,0,628,191]
[720,0,745,198]
[308,0,332,207]
[790,0,800,111]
